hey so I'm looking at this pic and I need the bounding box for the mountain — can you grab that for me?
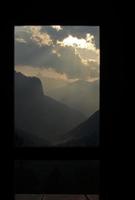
[47,79,99,117]
[15,71,43,97]
[15,71,85,145]
[57,111,99,147]
[15,129,50,147]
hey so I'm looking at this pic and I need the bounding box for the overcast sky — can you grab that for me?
[15,26,100,82]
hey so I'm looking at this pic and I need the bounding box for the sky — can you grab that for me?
[15,26,100,83]
[15,26,99,117]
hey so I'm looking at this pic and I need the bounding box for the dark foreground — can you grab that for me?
[15,194,99,200]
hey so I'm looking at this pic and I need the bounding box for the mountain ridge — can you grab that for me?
[47,79,99,117]
[56,111,99,147]
[15,71,86,145]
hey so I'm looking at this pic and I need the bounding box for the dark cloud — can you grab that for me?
[15,43,99,80]
[15,41,53,66]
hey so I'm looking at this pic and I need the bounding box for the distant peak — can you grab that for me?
[15,71,44,96]
[15,71,40,81]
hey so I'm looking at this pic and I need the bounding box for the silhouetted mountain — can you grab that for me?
[15,71,43,97]
[47,80,99,117]
[15,129,50,147]
[15,71,85,145]
[58,111,99,147]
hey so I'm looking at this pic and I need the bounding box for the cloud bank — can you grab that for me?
[15,26,99,81]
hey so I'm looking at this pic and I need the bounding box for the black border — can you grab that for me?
[2,9,124,200]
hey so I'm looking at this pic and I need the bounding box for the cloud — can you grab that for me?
[75,48,100,65]
[51,26,63,31]
[15,26,99,48]
[15,41,99,80]
[15,65,78,82]
[57,33,95,50]
[15,26,99,81]
[29,26,53,46]
[41,26,99,48]
[57,33,100,66]
[15,38,27,43]
[52,49,61,57]
[15,26,53,47]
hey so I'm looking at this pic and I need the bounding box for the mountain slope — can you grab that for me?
[15,129,50,147]
[15,71,85,145]
[47,80,99,117]
[57,111,99,147]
